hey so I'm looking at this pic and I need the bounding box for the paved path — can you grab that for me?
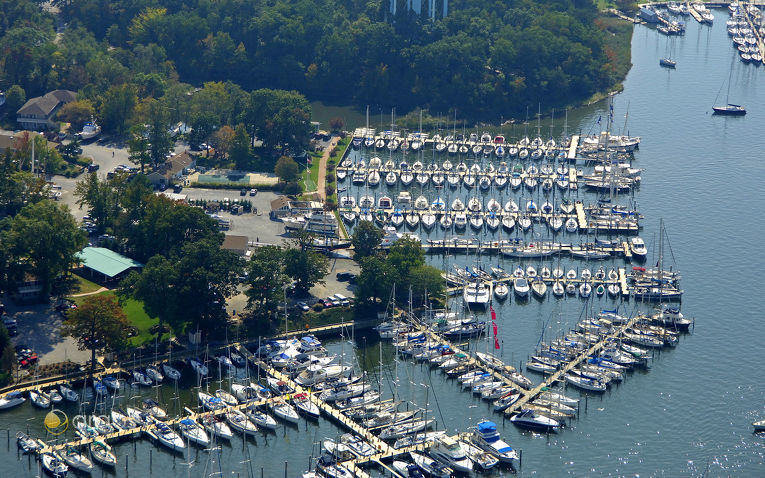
[317,136,340,200]
[70,287,109,297]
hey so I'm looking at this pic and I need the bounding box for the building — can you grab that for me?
[76,247,144,282]
[12,274,44,303]
[147,151,196,187]
[269,196,324,219]
[221,234,250,258]
[16,90,77,130]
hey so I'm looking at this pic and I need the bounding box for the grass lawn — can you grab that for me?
[71,273,103,294]
[69,291,169,346]
[301,151,322,192]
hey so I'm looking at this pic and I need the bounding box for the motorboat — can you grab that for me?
[78,121,101,141]
[178,418,210,447]
[0,391,25,410]
[429,435,473,473]
[629,237,647,257]
[17,431,43,453]
[295,364,351,386]
[510,408,560,432]
[471,420,519,467]
[513,278,530,298]
[494,282,509,300]
[340,433,377,457]
[463,282,490,309]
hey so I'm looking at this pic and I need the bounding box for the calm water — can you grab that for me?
[4,10,765,477]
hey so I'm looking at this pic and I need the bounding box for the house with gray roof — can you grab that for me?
[16,90,77,130]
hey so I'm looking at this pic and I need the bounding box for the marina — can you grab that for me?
[2,6,765,477]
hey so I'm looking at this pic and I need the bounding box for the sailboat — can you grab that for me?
[712,59,746,115]
[660,35,676,68]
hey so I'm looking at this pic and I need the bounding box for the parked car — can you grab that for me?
[336,272,355,281]
[240,189,247,196]
[297,302,310,312]
[249,189,257,196]
[321,298,334,308]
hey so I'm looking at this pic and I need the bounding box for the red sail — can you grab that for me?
[494,337,500,350]
[490,306,496,322]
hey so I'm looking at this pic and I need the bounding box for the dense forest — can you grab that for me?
[0,0,630,125]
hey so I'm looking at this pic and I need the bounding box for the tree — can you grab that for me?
[2,200,87,298]
[100,84,137,136]
[210,125,235,158]
[274,156,299,183]
[283,248,328,296]
[74,172,119,233]
[56,100,95,132]
[127,124,150,173]
[229,123,254,170]
[5,85,26,115]
[408,265,444,304]
[122,195,222,262]
[245,246,290,320]
[356,255,396,305]
[59,138,82,164]
[351,220,383,260]
[61,295,129,374]
[387,236,425,278]
[123,239,242,338]
[146,99,173,167]
[189,112,217,150]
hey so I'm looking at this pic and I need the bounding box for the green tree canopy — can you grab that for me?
[5,85,26,114]
[351,220,383,261]
[122,239,242,338]
[284,247,328,296]
[229,123,254,170]
[245,245,290,321]
[1,200,87,297]
[57,99,95,131]
[100,83,137,135]
[127,124,151,172]
[274,155,299,183]
[61,294,130,373]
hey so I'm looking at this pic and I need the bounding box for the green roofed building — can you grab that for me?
[76,247,144,281]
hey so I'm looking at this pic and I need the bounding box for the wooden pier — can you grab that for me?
[742,1,765,64]
[502,313,641,416]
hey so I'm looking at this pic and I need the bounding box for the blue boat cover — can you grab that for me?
[477,421,497,433]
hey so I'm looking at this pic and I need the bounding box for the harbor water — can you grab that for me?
[3,10,765,476]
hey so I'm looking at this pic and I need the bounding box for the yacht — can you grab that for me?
[471,420,519,467]
[90,440,117,467]
[510,409,561,432]
[513,278,530,298]
[629,237,648,258]
[60,446,95,473]
[154,423,186,451]
[79,121,101,141]
[0,391,25,410]
[463,281,490,309]
[429,435,473,473]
